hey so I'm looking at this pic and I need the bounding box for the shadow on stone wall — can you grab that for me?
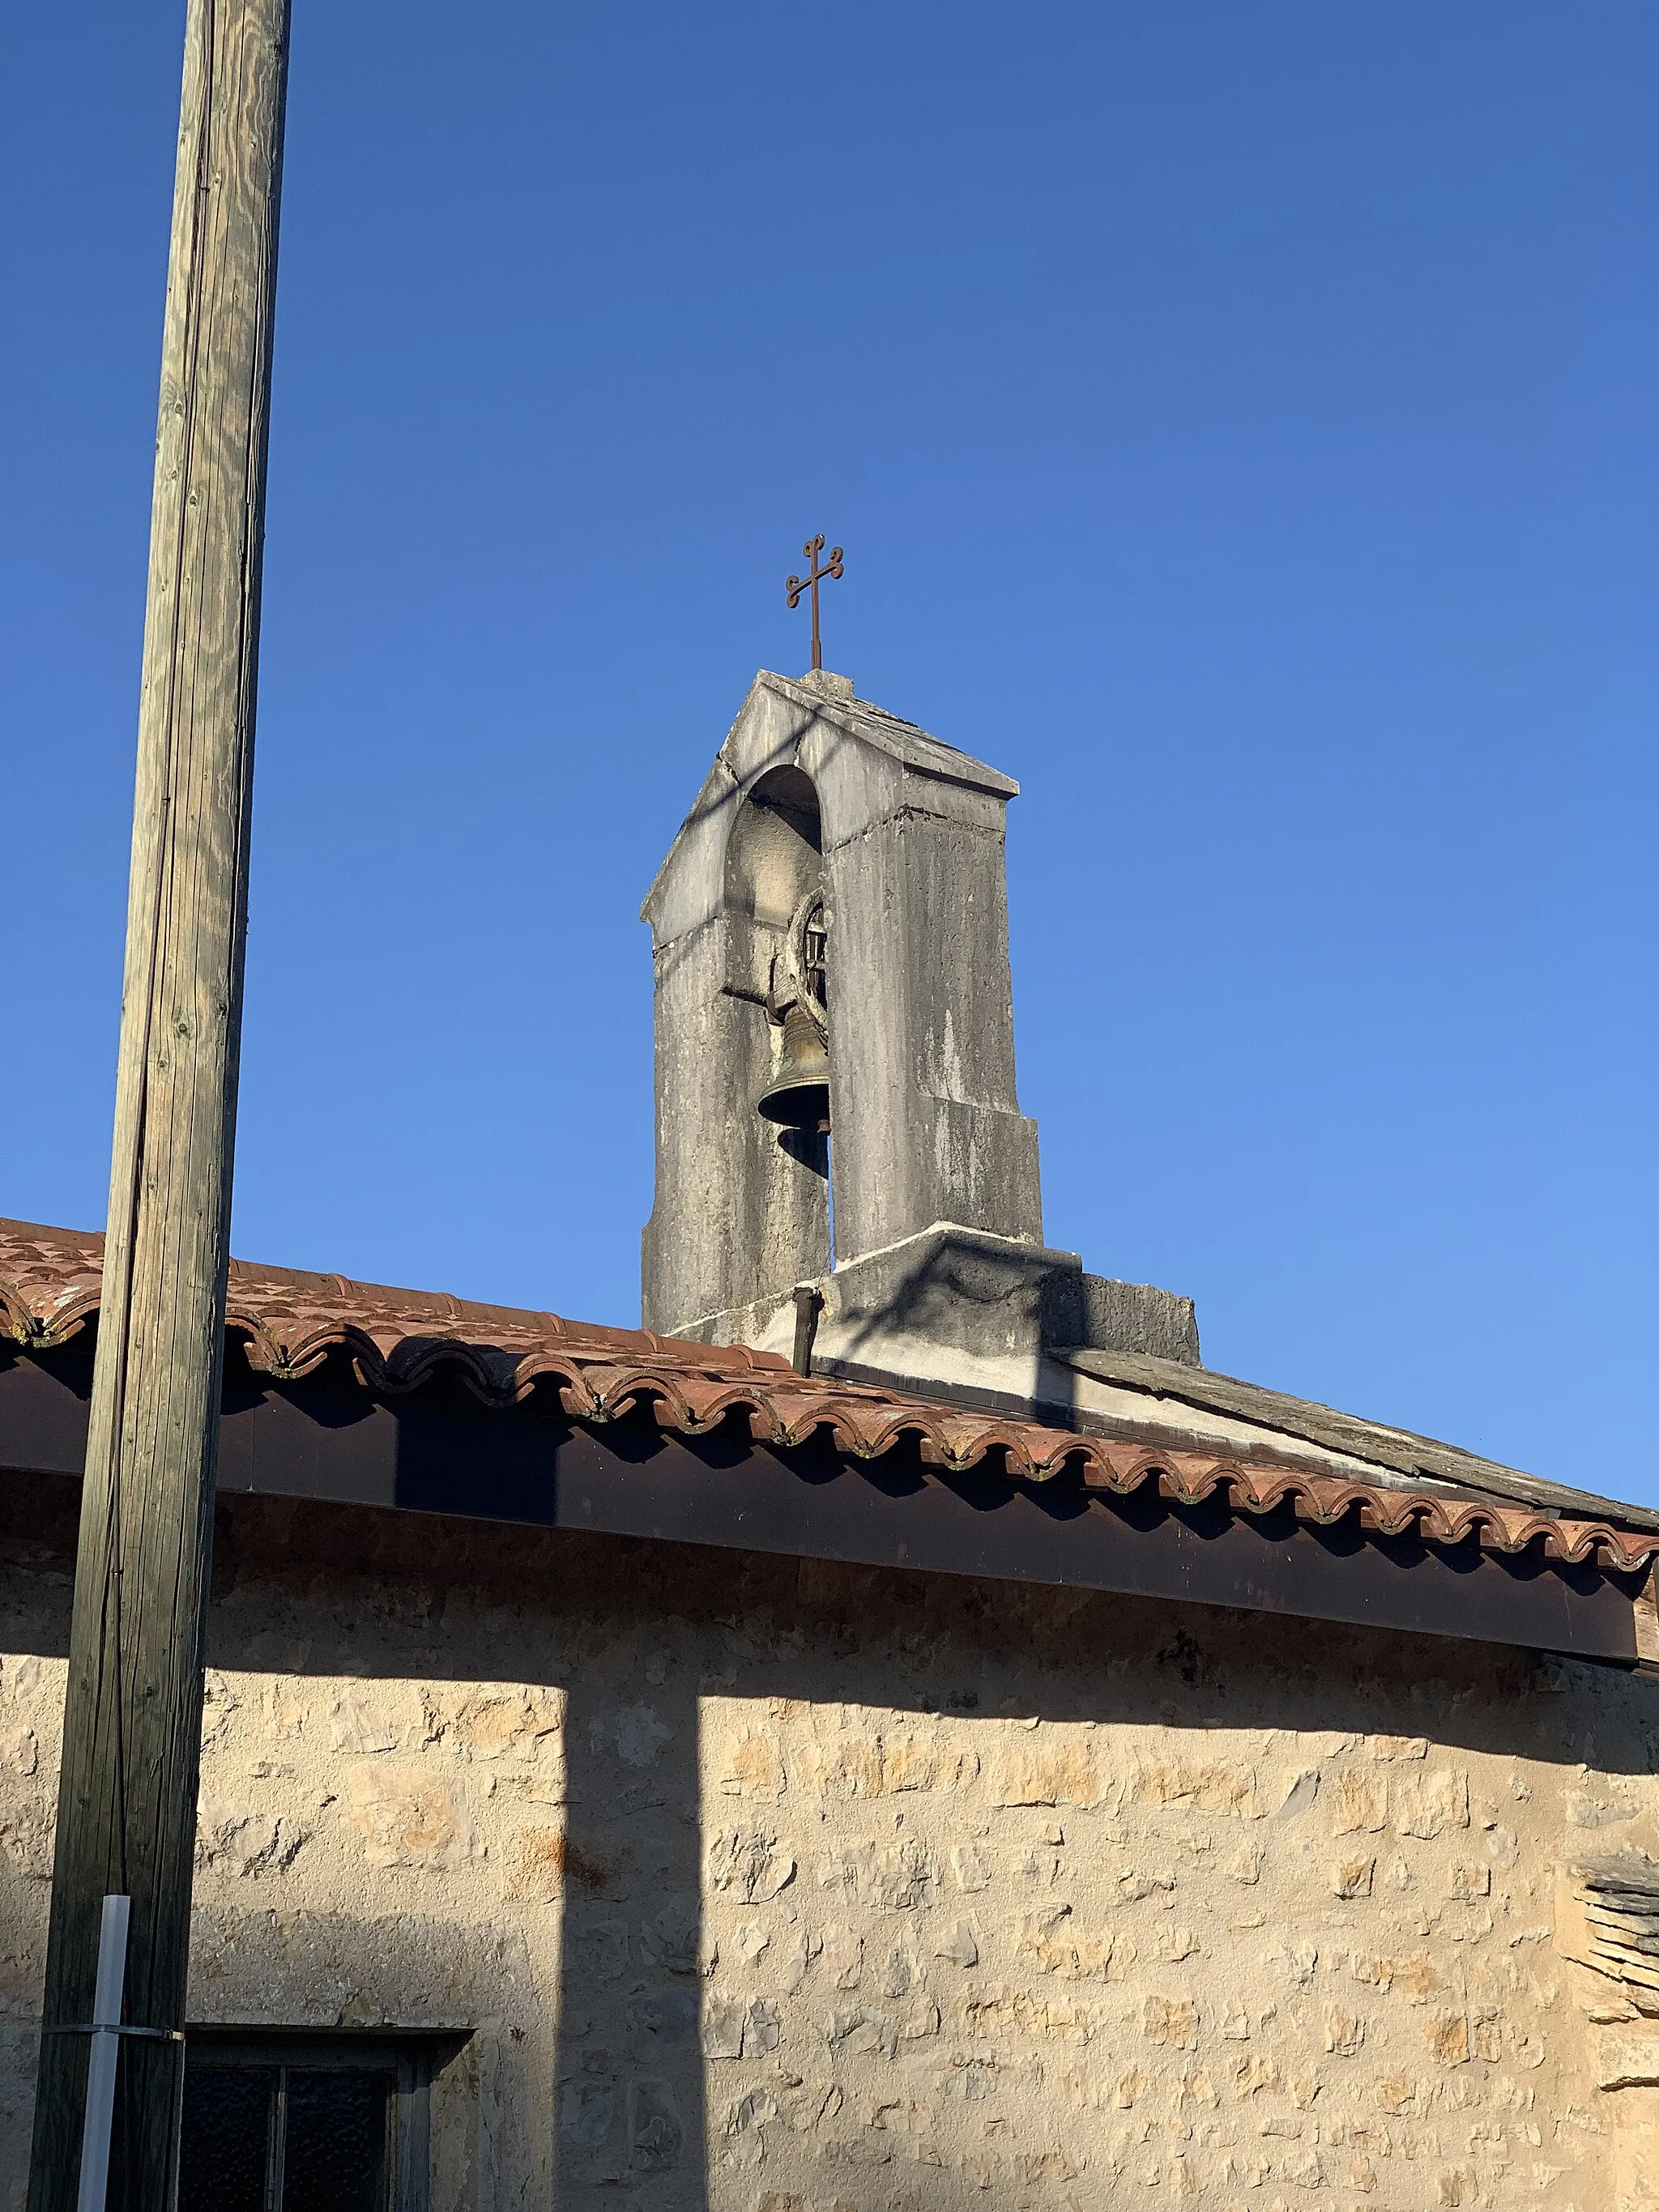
[555,1629,709,2212]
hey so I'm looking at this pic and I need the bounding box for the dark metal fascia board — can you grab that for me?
[0,1350,1646,1668]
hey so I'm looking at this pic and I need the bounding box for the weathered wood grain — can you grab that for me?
[27,4,289,2206]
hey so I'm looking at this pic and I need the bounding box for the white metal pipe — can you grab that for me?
[75,1894,130,2212]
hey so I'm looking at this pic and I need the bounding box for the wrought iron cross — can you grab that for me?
[786,535,844,671]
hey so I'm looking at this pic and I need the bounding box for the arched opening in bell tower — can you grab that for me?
[723,765,833,1265]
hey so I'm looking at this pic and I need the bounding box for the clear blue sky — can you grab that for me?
[5,3,1654,1495]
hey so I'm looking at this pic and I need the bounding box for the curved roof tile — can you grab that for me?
[3,1217,1654,1578]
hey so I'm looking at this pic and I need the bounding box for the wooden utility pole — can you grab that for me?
[28,4,290,2208]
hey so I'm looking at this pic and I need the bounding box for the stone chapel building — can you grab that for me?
[3,667,1659,2210]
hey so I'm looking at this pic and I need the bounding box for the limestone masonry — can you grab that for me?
[5,1481,1659,2211]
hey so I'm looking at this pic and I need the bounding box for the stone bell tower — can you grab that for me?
[641,667,1198,1396]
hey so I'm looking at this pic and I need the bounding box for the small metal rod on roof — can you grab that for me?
[791,1284,824,1377]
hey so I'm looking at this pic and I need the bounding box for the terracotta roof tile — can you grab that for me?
[3,1217,1655,1579]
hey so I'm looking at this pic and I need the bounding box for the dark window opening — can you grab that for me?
[178,2033,458,2212]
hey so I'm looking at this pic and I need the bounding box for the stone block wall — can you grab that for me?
[2,1476,1659,2210]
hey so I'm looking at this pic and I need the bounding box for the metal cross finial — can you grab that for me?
[786,535,844,671]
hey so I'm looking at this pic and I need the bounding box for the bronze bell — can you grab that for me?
[757,1004,831,1129]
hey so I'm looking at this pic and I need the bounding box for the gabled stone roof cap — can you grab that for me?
[757,671,1021,798]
